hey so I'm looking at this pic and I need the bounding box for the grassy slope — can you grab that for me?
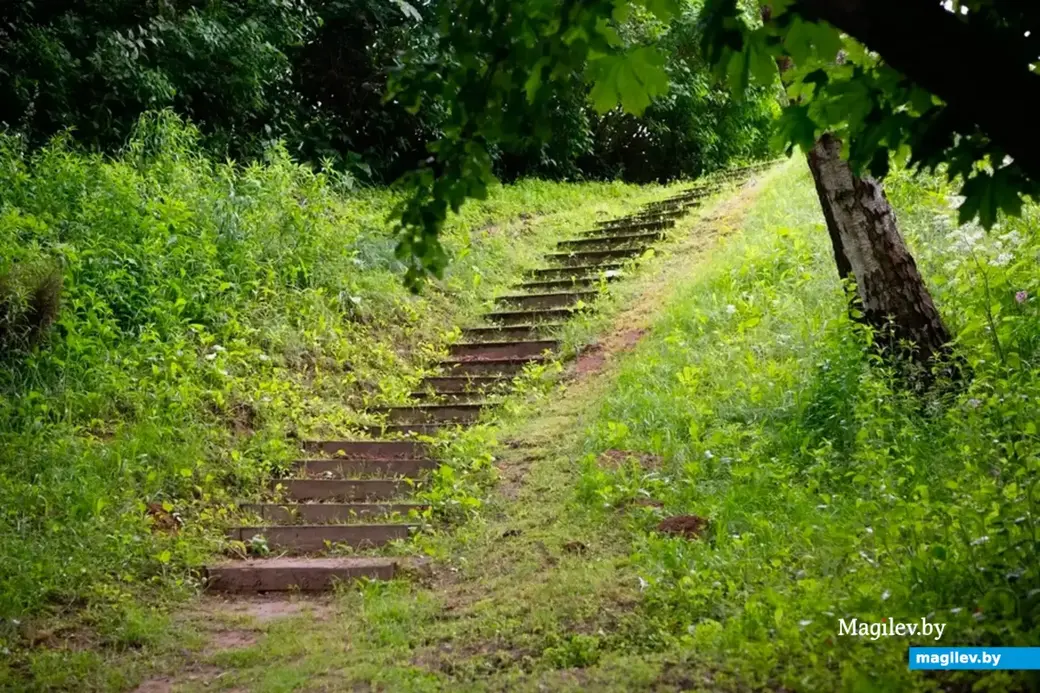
[95,158,1040,692]
[0,114,681,686]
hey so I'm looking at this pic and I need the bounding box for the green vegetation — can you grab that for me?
[0,113,671,659]
[1,0,772,184]
[34,159,1037,692]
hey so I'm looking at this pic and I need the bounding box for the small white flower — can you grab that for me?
[726,304,737,314]
[799,619,813,627]
[704,450,714,459]
[638,576,649,592]
[992,252,1014,267]
[882,589,891,601]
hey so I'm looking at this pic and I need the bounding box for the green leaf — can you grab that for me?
[645,0,681,21]
[747,31,777,86]
[589,48,669,116]
[772,104,817,153]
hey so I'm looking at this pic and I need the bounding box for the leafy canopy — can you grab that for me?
[699,0,1040,230]
[392,0,1039,287]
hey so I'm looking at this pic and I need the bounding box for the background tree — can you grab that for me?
[0,0,317,157]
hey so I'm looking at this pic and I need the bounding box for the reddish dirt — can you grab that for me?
[656,515,710,539]
[573,344,607,375]
[145,503,180,534]
[571,327,647,378]
[196,594,333,623]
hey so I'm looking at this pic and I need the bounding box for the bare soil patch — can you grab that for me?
[656,515,710,539]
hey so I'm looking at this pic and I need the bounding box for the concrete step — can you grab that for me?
[496,291,595,310]
[572,220,674,238]
[484,307,577,326]
[543,246,649,266]
[408,390,488,403]
[449,339,559,360]
[279,478,409,501]
[301,440,425,458]
[596,207,689,227]
[437,355,544,375]
[527,263,625,280]
[241,503,425,523]
[514,276,619,292]
[359,422,453,437]
[297,457,436,478]
[227,524,414,552]
[206,557,398,592]
[462,324,564,341]
[639,200,700,214]
[419,374,512,392]
[562,231,665,248]
[380,403,486,424]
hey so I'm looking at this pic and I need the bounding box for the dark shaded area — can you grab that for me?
[0,0,774,183]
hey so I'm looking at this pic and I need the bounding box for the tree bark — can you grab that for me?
[806,133,951,364]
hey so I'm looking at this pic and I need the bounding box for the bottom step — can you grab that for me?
[206,556,397,592]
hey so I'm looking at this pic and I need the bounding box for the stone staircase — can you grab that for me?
[205,162,773,592]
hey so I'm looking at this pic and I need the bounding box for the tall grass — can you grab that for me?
[578,161,1040,690]
[0,111,662,643]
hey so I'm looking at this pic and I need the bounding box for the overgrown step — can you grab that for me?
[240,503,424,523]
[514,277,618,293]
[207,557,398,592]
[359,422,451,437]
[462,324,563,342]
[418,374,512,393]
[297,457,436,478]
[596,207,689,227]
[449,339,559,359]
[278,478,408,501]
[227,524,415,552]
[379,403,486,424]
[573,219,674,237]
[302,440,425,458]
[527,263,624,281]
[484,307,577,326]
[408,390,488,404]
[437,355,545,375]
[496,291,595,310]
[561,231,665,249]
[543,246,649,266]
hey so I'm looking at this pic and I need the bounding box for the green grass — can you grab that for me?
[70,157,1040,693]
[12,147,1038,691]
[0,110,681,680]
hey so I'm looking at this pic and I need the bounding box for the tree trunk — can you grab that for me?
[806,133,951,364]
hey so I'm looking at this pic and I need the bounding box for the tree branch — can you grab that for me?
[793,0,1040,182]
